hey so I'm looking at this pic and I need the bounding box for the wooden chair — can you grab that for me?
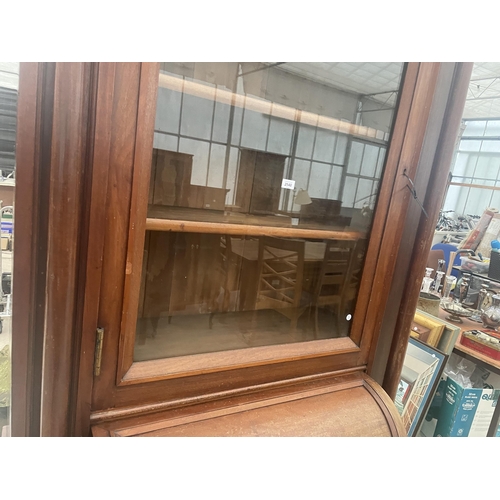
[311,238,364,337]
[253,236,307,332]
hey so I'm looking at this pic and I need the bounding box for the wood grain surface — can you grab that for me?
[91,372,404,437]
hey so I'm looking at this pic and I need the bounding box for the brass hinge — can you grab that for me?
[94,327,104,377]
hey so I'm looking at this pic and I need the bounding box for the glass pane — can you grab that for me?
[327,166,343,200]
[290,159,311,212]
[464,186,493,215]
[313,129,336,163]
[463,120,486,137]
[485,120,500,136]
[240,109,269,150]
[136,62,404,361]
[354,179,374,208]
[223,147,238,206]
[442,185,461,212]
[155,85,181,134]
[153,132,178,152]
[334,134,348,165]
[296,124,315,159]
[480,141,500,153]
[375,148,386,179]
[472,155,497,182]
[360,144,379,178]
[451,152,469,178]
[180,92,214,140]
[267,117,294,155]
[212,100,231,143]
[490,187,500,209]
[463,153,479,179]
[178,138,210,186]
[453,187,469,215]
[347,141,363,175]
[308,162,331,199]
[207,143,226,188]
[0,62,17,436]
[459,139,482,152]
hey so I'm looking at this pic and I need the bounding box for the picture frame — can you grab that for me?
[410,310,446,348]
[412,308,461,355]
[395,337,447,437]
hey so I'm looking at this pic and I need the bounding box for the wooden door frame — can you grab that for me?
[11,62,100,436]
[11,61,472,436]
[11,62,48,437]
[380,63,474,398]
[368,63,470,385]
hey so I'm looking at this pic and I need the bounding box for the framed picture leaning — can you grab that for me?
[395,337,447,436]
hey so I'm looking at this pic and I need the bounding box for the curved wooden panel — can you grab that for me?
[92,372,404,437]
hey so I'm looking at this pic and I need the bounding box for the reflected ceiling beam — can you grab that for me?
[466,95,500,101]
[470,76,500,82]
[158,73,389,143]
[239,62,286,77]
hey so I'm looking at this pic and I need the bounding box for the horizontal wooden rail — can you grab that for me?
[121,337,361,385]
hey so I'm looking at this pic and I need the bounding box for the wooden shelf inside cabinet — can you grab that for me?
[145,207,363,240]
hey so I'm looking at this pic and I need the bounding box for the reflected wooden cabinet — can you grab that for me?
[151,149,192,207]
[235,149,286,215]
[139,231,221,320]
[150,149,228,210]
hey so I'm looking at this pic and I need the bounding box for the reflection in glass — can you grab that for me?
[135,232,367,361]
[135,62,404,361]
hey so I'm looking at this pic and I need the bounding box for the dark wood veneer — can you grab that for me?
[359,63,441,367]
[382,63,474,399]
[41,63,96,436]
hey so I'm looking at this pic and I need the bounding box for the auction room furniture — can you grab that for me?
[234,149,286,215]
[208,234,242,329]
[311,239,363,336]
[151,150,193,207]
[11,62,473,436]
[228,237,327,311]
[254,236,307,332]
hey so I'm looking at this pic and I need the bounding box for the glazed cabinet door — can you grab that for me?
[88,62,441,423]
